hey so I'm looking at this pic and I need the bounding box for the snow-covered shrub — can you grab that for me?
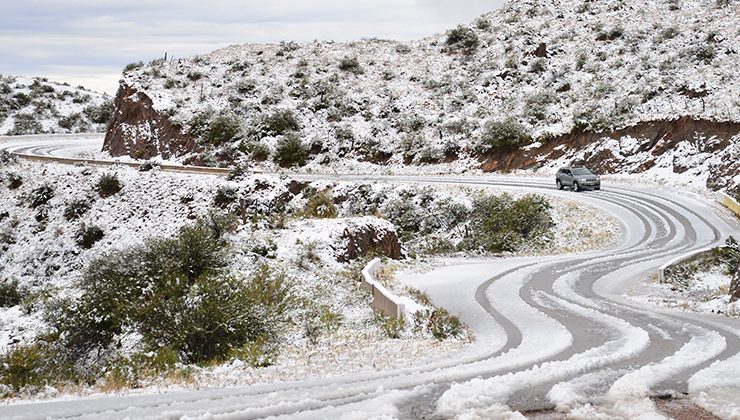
[75,224,104,249]
[204,114,242,146]
[413,308,463,340]
[96,172,122,198]
[572,105,610,132]
[0,342,68,396]
[596,26,624,41]
[0,150,16,165]
[9,113,42,135]
[274,133,310,168]
[382,197,422,239]
[241,140,270,161]
[338,56,364,75]
[122,61,144,74]
[7,173,22,190]
[376,313,406,339]
[53,215,293,366]
[261,109,301,136]
[479,118,532,151]
[663,237,739,290]
[524,91,555,123]
[101,347,181,391]
[302,190,338,219]
[462,193,554,253]
[63,199,91,221]
[476,17,492,31]
[138,160,160,172]
[28,185,54,208]
[213,185,238,209]
[57,113,86,131]
[82,100,114,125]
[0,278,22,308]
[445,25,480,55]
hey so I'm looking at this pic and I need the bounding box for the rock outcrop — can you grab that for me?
[103,84,200,160]
[335,218,404,262]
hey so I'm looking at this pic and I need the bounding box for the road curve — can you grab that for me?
[1,135,739,419]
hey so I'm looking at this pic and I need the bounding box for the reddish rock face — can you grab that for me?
[336,220,405,263]
[103,84,201,160]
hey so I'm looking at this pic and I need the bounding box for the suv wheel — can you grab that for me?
[556,179,563,190]
[573,181,581,192]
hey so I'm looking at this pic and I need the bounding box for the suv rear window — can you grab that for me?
[572,168,593,176]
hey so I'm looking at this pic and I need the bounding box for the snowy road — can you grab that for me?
[1,135,740,419]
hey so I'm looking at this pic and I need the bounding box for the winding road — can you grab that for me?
[1,134,739,419]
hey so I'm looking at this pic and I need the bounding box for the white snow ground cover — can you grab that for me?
[0,157,623,401]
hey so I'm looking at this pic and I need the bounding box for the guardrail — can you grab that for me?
[658,246,716,283]
[11,152,244,176]
[717,191,740,217]
[361,258,406,319]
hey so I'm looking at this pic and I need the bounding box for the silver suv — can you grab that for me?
[556,166,601,191]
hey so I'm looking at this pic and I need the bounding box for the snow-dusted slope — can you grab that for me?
[108,0,738,190]
[0,75,112,135]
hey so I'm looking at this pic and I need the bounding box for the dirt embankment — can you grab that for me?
[103,84,200,160]
[480,116,739,187]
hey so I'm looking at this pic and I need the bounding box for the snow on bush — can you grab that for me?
[0,74,111,135]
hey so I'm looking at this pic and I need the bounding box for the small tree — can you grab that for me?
[338,57,364,75]
[274,133,310,168]
[263,109,301,136]
[480,119,532,150]
[446,26,480,55]
[206,114,241,146]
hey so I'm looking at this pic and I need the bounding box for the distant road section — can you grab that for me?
[0,134,231,175]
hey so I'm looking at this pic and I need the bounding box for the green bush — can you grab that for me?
[96,172,122,197]
[376,314,406,339]
[83,100,115,124]
[338,57,364,75]
[123,61,144,73]
[263,109,301,136]
[54,215,287,366]
[138,160,160,172]
[205,114,241,146]
[0,150,16,165]
[274,133,310,168]
[29,185,54,208]
[0,279,22,307]
[427,308,462,340]
[214,185,238,209]
[446,25,480,54]
[8,174,23,190]
[462,193,554,253]
[58,113,84,130]
[0,343,69,394]
[303,190,338,218]
[250,141,270,161]
[480,118,532,150]
[64,198,90,221]
[9,113,43,135]
[75,224,104,249]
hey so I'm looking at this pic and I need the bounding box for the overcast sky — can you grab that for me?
[0,0,505,95]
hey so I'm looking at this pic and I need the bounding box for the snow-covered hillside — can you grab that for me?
[106,0,738,191]
[0,75,112,135]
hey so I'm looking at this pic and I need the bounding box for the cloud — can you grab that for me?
[0,0,505,95]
